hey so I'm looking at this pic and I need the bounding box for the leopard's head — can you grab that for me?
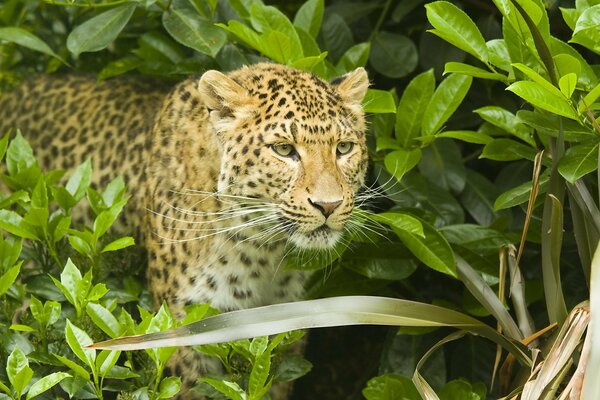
[198,63,369,249]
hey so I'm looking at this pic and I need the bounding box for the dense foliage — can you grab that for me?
[1,0,600,399]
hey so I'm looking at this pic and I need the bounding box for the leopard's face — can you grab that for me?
[198,64,369,249]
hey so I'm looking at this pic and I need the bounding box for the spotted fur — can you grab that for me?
[0,63,370,398]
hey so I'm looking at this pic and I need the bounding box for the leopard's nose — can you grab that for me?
[308,199,342,218]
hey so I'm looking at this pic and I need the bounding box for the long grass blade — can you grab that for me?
[582,240,600,398]
[541,194,568,325]
[456,255,523,340]
[507,246,535,338]
[87,296,532,366]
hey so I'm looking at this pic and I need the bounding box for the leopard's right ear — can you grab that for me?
[197,70,255,113]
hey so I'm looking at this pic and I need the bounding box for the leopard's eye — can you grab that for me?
[271,143,297,157]
[336,141,354,156]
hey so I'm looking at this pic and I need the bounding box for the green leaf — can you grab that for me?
[7,346,32,397]
[96,350,121,378]
[459,171,501,227]
[67,4,137,57]
[65,158,92,202]
[571,5,600,54]
[579,81,600,112]
[67,235,93,257]
[0,209,40,240]
[6,131,36,177]
[439,378,485,400]
[363,374,421,400]
[363,89,396,114]
[369,212,424,237]
[200,378,245,400]
[101,236,135,253]
[480,138,538,161]
[57,259,83,308]
[0,27,62,61]
[395,69,435,147]
[558,141,599,183]
[249,352,271,397]
[0,261,22,296]
[506,81,579,120]
[443,61,508,82]
[494,172,549,211]
[425,1,489,63]
[158,376,181,399]
[418,139,466,192]
[53,354,90,380]
[436,130,492,145]
[369,32,418,78]
[391,217,457,277]
[293,0,324,38]
[336,42,370,73]
[511,62,563,97]
[65,320,95,368]
[320,13,353,62]
[422,74,472,136]
[86,303,121,338]
[559,72,577,97]
[474,106,534,145]
[162,6,226,57]
[343,244,418,281]
[93,198,127,239]
[384,149,422,182]
[26,372,71,400]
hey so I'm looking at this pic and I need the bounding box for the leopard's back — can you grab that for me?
[0,75,169,229]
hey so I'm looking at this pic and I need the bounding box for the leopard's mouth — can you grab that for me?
[288,224,343,249]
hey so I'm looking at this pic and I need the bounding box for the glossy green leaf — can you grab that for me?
[579,81,600,112]
[53,354,90,380]
[67,4,136,57]
[391,217,457,277]
[558,141,599,183]
[506,81,579,120]
[0,261,22,296]
[66,320,95,367]
[439,379,486,400]
[201,378,245,400]
[158,376,181,399]
[249,352,271,397]
[293,0,324,38]
[418,139,466,192]
[384,149,422,182]
[363,374,421,400]
[96,349,121,378]
[363,89,396,114]
[443,61,507,82]
[572,5,600,54]
[25,372,71,400]
[436,130,492,145]
[369,32,418,78]
[0,210,39,240]
[494,172,549,211]
[459,171,500,227]
[320,13,353,62]
[336,42,370,73]
[101,236,135,253]
[65,158,92,202]
[0,27,62,61]
[395,69,435,147]
[6,131,36,177]
[480,138,538,162]
[370,212,424,237]
[425,1,489,63]
[7,347,33,397]
[422,74,472,136]
[86,303,121,338]
[559,72,578,97]
[162,5,226,57]
[474,106,534,145]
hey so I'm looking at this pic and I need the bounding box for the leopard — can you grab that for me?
[0,62,370,398]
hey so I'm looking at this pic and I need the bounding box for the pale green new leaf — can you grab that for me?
[571,5,600,54]
[66,320,95,368]
[425,1,488,63]
[558,72,577,98]
[384,149,422,182]
[293,0,324,38]
[362,89,396,114]
[435,130,493,145]
[67,4,136,57]
[0,261,22,296]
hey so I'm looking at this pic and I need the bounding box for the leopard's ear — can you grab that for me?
[333,67,369,105]
[198,70,254,112]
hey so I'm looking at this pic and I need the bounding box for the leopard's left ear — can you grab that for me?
[198,70,255,112]
[333,67,370,105]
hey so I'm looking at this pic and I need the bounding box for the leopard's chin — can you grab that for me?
[289,225,343,250]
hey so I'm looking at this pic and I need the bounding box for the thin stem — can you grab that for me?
[44,0,131,7]
[369,0,393,40]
